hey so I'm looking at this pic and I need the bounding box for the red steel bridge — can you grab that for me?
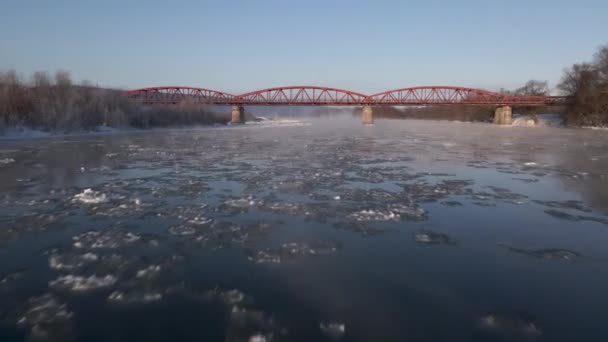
[126,85,568,124]
[126,85,567,107]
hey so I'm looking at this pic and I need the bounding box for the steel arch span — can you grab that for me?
[126,87,236,105]
[126,85,568,106]
[237,86,370,105]
[370,86,562,106]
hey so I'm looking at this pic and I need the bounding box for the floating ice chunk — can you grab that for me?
[348,209,399,222]
[223,196,259,208]
[136,265,161,279]
[250,250,282,264]
[248,334,268,342]
[414,230,455,245]
[72,230,141,249]
[0,158,15,165]
[333,195,341,201]
[50,274,117,292]
[478,311,542,336]
[320,322,346,339]
[73,188,107,204]
[49,253,99,271]
[221,289,246,305]
[108,290,163,304]
[523,162,538,166]
[18,294,72,340]
[389,204,426,220]
[168,225,196,236]
[188,216,213,225]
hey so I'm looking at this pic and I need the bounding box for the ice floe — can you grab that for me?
[320,322,346,339]
[478,311,542,337]
[49,274,117,292]
[17,293,73,340]
[49,252,99,271]
[73,188,107,204]
[108,290,163,304]
[414,230,456,245]
[72,230,142,249]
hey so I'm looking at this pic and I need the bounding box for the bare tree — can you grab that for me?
[514,80,549,96]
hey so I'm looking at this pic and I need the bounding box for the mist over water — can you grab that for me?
[1,116,608,341]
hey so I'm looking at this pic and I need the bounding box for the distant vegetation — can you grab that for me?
[0,70,227,133]
[557,43,608,126]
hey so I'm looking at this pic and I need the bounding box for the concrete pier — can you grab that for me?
[231,105,245,124]
[494,106,512,125]
[362,105,374,125]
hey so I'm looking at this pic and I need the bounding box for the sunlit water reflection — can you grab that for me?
[1,117,608,341]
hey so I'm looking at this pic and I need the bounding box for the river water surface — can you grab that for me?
[1,117,608,341]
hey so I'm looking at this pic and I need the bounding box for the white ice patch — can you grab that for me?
[320,322,346,339]
[108,290,163,304]
[168,225,196,236]
[248,334,268,342]
[18,294,73,339]
[523,162,538,166]
[49,253,99,271]
[50,274,117,292]
[187,216,213,225]
[389,204,426,219]
[0,158,15,165]
[73,230,141,249]
[348,209,399,222]
[224,196,259,208]
[221,289,245,305]
[136,265,161,279]
[73,188,107,204]
[415,233,432,243]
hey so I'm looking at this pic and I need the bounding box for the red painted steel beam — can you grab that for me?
[126,86,570,107]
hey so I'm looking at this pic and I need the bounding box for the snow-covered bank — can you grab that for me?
[0,118,308,140]
[0,125,124,140]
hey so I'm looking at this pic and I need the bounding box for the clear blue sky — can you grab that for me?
[1,0,606,94]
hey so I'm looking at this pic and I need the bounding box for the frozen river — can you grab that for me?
[1,117,608,341]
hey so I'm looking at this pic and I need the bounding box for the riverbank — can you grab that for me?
[0,117,310,140]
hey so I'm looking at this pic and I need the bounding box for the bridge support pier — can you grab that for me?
[362,105,374,125]
[494,106,512,125]
[231,105,245,124]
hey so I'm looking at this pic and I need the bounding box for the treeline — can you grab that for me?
[0,69,228,132]
[557,43,608,126]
